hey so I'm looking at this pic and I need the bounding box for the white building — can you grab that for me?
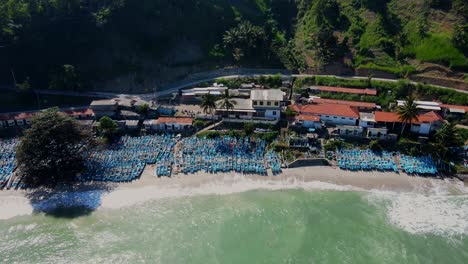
[358,112,375,128]
[295,115,322,129]
[216,89,285,122]
[290,103,359,126]
[396,100,441,111]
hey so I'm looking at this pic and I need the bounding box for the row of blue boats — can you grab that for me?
[0,138,19,188]
[399,154,438,175]
[77,135,177,182]
[177,136,281,175]
[337,149,398,172]
[337,149,438,175]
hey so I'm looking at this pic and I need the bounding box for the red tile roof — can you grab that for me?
[63,109,95,116]
[311,98,376,108]
[298,115,320,122]
[440,104,468,112]
[156,117,193,125]
[0,112,37,121]
[375,111,444,124]
[312,86,377,96]
[415,111,444,124]
[374,111,400,123]
[290,104,359,118]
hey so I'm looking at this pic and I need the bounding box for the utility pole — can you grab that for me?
[10,67,17,89]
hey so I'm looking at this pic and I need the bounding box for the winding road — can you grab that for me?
[2,70,467,105]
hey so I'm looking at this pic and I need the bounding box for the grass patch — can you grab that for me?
[413,34,467,69]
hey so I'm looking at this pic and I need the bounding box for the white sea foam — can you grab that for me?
[2,174,468,238]
[366,180,468,237]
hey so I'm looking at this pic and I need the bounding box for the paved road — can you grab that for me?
[2,72,467,104]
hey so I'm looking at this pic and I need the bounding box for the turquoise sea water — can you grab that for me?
[1,189,468,264]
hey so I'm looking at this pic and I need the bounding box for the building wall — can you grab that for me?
[411,123,432,134]
[302,120,322,129]
[265,109,280,120]
[359,120,375,128]
[320,115,356,126]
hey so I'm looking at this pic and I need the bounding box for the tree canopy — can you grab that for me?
[16,108,91,186]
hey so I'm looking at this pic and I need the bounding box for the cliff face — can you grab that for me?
[0,0,466,91]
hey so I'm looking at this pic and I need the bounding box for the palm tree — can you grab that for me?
[200,92,217,121]
[434,123,462,159]
[397,96,419,135]
[217,89,237,118]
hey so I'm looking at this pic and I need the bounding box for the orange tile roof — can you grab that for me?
[375,111,444,124]
[290,104,359,118]
[415,111,444,124]
[156,117,193,125]
[374,111,400,123]
[440,104,468,111]
[311,98,376,108]
[298,115,320,122]
[312,86,377,96]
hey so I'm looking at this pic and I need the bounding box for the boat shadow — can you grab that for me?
[25,182,117,218]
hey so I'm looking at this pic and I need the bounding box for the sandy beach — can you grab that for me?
[1,165,467,220]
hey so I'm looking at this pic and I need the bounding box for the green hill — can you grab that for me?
[0,0,466,91]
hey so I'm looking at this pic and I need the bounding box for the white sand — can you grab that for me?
[1,165,467,222]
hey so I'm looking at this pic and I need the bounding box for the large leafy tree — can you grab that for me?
[16,108,91,186]
[200,92,217,121]
[397,96,419,134]
[97,116,118,140]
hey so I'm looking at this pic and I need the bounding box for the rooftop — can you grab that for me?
[155,117,193,125]
[290,104,360,118]
[396,100,442,111]
[359,112,375,122]
[310,86,377,96]
[375,111,444,124]
[297,115,320,122]
[250,89,285,101]
[216,98,255,112]
[90,99,118,106]
[310,98,376,108]
[440,104,468,112]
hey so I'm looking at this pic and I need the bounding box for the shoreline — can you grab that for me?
[1,166,467,220]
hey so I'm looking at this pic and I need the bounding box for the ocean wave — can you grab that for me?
[366,186,468,237]
[2,174,468,239]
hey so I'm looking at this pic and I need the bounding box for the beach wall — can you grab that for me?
[287,158,330,168]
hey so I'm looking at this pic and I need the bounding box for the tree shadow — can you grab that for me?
[25,182,117,219]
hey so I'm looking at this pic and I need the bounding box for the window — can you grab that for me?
[260,101,264,106]
[341,117,345,119]
[333,116,337,119]
[267,102,271,106]
[272,111,277,116]
[274,102,279,106]
[253,101,257,105]
[325,115,330,118]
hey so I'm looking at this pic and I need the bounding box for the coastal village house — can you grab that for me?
[0,108,95,128]
[290,103,360,126]
[216,89,285,123]
[90,99,118,118]
[374,111,444,135]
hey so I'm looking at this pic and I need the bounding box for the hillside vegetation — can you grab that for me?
[0,0,467,91]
